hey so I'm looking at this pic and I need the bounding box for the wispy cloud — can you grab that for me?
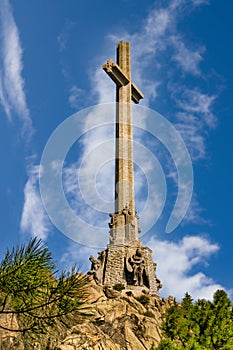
[182,192,207,225]
[57,0,215,241]
[176,88,216,125]
[170,87,217,160]
[147,235,224,300]
[0,0,33,138]
[57,19,75,52]
[42,0,224,300]
[175,113,207,160]
[68,85,86,109]
[20,164,51,240]
[171,36,204,75]
[104,0,216,189]
[107,0,209,102]
[192,0,209,5]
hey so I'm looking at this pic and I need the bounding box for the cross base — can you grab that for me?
[87,242,162,296]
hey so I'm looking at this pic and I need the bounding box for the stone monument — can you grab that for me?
[88,41,162,295]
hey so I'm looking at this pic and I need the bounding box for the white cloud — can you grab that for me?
[127,0,214,168]
[57,20,75,52]
[98,0,214,169]
[147,235,223,300]
[63,153,112,238]
[0,0,33,138]
[175,113,207,160]
[167,87,217,160]
[192,0,209,5]
[171,36,204,75]
[90,68,115,105]
[108,9,169,105]
[54,0,219,276]
[68,85,86,109]
[181,192,206,225]
[20,164,51,240]
[0,74,11,117]
[106,0,208,102]
[56,0,216,244]
[58,233,224,301]
[177,88,217,128]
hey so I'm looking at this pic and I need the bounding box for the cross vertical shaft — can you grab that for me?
[103,41,143,245]
[115,41,134,213]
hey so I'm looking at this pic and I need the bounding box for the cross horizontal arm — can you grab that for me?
[102,59,130,87]
[102,59,144,104]
[131,82,144,104]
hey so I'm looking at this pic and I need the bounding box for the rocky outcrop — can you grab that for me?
[0,313,24,350]
[55,281,174,350]
[0,281,174,349]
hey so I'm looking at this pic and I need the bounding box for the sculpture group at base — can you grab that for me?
[88,244,162,295]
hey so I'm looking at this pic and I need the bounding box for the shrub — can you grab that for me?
[144,310,155,318]
[136,294,150,306]
[113,283,125,291]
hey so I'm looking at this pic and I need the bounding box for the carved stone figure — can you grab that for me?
[98,250,106,264]
[109,213,117,228]
[156,277,163,290]
[122,206,133,224]
[128,248,146,286]
[88,255,101,284]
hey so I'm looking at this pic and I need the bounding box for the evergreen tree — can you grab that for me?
[157,290,233,350]
[0,238,89,337]
[210,290,233,349]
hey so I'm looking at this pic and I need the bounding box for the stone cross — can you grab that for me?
[87,41,161,295]
[102,41,144,245]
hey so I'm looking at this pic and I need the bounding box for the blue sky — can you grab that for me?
[0,0,233,301]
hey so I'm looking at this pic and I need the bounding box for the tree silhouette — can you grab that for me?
[157,290,233,349]
[0,237,89,337]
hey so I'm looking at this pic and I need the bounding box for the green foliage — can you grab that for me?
[136,294,150,306]
[113,283,125,291]
[0,237,89,339]
[150,341,157,350]
[182,292,193,310]
[157,289,233,350]
[156,339,177,349]
[144,310,155,318]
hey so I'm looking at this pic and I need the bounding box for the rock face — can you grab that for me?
[0,281,174,349]
[0,313,24,350]
[55,281,174,350]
